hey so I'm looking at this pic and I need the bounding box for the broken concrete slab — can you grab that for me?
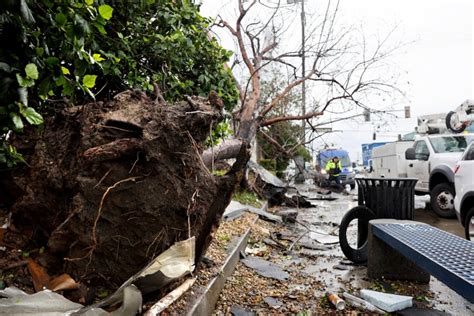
[308,232,339,245]
[297,240,334,251]
[247,205,282,223]
[263,297,283,309]
[361,289,413,312]
[230,305,255,316]
[276,209,298,223]
[223,201,249,221]
[241,256,289,281]
[248,161,286,189]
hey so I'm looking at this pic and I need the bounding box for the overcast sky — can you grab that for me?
[200,0,473,162]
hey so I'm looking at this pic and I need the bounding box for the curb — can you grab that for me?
[187,216,257,316]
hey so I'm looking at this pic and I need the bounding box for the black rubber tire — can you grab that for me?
[339,206,376,263]
[464,207,474,241]
[446,111,467,133]
[430,183,456,218]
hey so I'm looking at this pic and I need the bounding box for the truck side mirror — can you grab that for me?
[405,148,416,160]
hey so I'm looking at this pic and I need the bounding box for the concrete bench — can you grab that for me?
[368,219,474,303]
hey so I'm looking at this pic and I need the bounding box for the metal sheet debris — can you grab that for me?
[241,256,289,281]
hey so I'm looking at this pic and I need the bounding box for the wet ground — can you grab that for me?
[294,183,472,315]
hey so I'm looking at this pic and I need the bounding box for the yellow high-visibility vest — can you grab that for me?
[325,160,342,176]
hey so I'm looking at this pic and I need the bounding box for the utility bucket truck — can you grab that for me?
[371,101,474,218]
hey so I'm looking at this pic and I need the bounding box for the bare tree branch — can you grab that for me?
[261,111,323,127]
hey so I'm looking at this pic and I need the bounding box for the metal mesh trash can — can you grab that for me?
[356,177,418,220]
[338,177,418,263]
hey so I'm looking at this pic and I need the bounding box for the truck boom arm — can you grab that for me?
[446,99,474,133]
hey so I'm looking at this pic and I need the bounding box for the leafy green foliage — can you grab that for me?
[205,120,233,147]
[232,189,263,208]
[0,0,239,166]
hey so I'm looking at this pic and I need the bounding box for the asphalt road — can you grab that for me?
[413,195,465,238]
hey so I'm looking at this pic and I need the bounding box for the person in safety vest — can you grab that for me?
[325,156,342,188]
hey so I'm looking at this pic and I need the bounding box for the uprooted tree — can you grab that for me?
[203,0,402,167]
[0,0,249,291]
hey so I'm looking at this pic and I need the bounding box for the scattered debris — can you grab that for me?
[0,285,142,315]
[248,160,287,202]
[307,195,338,201]
[241,256,289,281]
[342,292,385,314]
[223,201,250,221]
[230,304,255,316]
[308,231,339,245]
[263,296,283,309]
[245,243,268,256]
[144,277,196,316]
[397,307,450,315]
[333,264,350,271]
[246,203,283,223]
[276,209,298,223]
[361,289,413,312]
[326,292,345,310]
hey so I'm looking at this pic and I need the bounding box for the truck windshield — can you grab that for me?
[429,136,474,153]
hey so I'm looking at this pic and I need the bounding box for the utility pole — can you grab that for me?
[301,0,306,143]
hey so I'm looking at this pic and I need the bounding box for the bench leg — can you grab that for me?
[368,222,430,283]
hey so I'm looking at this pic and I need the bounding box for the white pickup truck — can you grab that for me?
[404,134,473,218]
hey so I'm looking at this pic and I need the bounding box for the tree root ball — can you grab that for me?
[0,91,249,289]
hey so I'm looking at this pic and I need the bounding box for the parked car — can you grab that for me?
[454,141,474,240]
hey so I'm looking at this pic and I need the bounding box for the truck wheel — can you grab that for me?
[446,111,467,133]
[464,207,474,241]
[430,183,456,218]
[339,206,376,263]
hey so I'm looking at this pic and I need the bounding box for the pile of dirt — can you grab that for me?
[0,91,249,292]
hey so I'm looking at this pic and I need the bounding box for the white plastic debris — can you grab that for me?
[343,292,386,314]
[0,238,195,315]
[360,289,413,312]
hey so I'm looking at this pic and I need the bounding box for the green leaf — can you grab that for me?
[55,13,67,26]
[21,107,44,125]
[35,47,44,56]
[98,5,113,20]
[61,66,70,75]
[85,0,94,5]
[82,74,97,88]
[93,53,105,62]
[16,74,35,88]
[94,23,107,34]
[46,57,60,66]
[25,63,39,80]
[11,113,24,130]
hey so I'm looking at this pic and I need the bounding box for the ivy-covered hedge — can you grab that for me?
[0,0,238,166]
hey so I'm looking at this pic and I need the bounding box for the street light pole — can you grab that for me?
[301,0,306,143]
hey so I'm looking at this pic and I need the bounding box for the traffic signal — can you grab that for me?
[404,106,411,118]
[364,109,370,122]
